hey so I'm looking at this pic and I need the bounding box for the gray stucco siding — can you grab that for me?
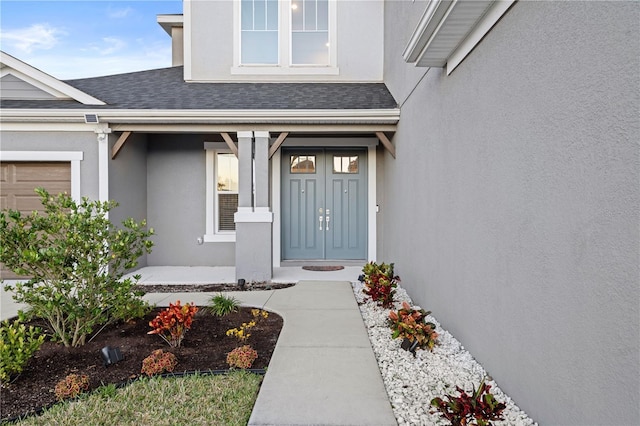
[383,1,639,424]
[146,135,235,266]
[109,132,149,268]
[0,131,100,199]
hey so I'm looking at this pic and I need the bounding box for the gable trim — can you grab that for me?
[0,51,106,105]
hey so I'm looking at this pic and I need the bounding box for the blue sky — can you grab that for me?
[1,0,182,80]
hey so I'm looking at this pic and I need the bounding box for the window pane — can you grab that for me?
[333,156,358,174]
[304,0,316,30]
[217,153,238,192]
[242,30,278,64]
[266,0,278,31]
[317,0,328,30]
[254,0,266,30]
[241,0,253,30]
[292,31,328,65]
[218,194,238,231]
[291,155,316,173]
[292,0,303,31]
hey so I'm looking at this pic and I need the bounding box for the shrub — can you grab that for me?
[208,293,239,317]
[0,188,154,347]
[141,349,178,376]
[388,301,438,351]
[148,301,198,348]
[361,261,399,308]
[0,319,45,384]
[226,345,258,369]
[430,380,506,426]
[54,374,90,401]
[226,309,269,342]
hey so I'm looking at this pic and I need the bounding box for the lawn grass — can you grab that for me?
[13,371,262,426]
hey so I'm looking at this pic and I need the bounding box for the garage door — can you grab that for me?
[0,162,71,279]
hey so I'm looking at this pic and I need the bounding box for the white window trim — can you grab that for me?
[232,0,338,75]
[204,146,236,243]
[0,151,83,202]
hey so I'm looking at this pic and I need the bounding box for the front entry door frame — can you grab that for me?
[271,140,377,267]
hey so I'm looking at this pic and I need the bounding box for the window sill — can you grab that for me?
[230,66,340,76]
[203,234,236,243]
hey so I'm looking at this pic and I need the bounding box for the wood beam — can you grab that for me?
[221,132,239,157]
[376,131,396,159]
[268,132,289,159]
[111,131,132,159]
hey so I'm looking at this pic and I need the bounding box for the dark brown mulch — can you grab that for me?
[133,282,295,293]
[0,307,283,423]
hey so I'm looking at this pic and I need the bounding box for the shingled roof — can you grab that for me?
[1,66,398,110]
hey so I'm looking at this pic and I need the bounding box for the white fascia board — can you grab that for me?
[157,14,184,35]
[0,51,106,105]
[0,108,401,124]
[402,0,454,63]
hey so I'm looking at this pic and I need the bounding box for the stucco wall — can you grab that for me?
[0,131,100,199]
[109,133,149,268]
[383,1,639,424]
[146,135,235,266]
[186,0,384,81]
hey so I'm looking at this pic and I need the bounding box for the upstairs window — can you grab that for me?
[241,0,279,64]
[291,0,329,65]
[234,0,337,74]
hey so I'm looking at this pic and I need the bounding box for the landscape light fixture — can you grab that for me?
[101,346,124,366]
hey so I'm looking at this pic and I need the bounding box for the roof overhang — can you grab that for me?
[0,108,400,132]
[0,51,106,105]
[403,0,515,73]
[157,14,184,35]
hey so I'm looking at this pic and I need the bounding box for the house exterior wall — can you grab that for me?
[186,0,384,82]
[109,133,149,268]
[0,131,100,199]
[0,74,57,100]
[383,1,639,424]
[146,135,235,266]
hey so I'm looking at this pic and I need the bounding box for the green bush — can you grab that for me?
[0,188,154,347]
[208,293,240,317]
[0,319,45,384]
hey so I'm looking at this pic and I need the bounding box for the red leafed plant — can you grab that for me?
[430,380,506,426]
[226,345,258,369]
[54,374,90,401]
[389,301,438,351]
[361,262,399,308]
[148,301,198,347]
[141,349,178,376]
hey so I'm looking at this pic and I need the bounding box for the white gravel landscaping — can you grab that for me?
[352,280,537,426]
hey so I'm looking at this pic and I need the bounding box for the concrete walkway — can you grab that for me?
[1,267,397,425]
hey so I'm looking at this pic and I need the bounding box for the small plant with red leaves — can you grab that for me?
[148,300,198,348]
[54,374,90,401]
[430,380,506,426]
[141,349,178,376]
[361,262,399,308]
[226,345,258,369]
[389,301,438,351]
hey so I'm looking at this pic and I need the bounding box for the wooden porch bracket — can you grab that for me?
[111,131,132,159]
[221,132,239,157]
[268,132,289,159]
[376,131,396,159]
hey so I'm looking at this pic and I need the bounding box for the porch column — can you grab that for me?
[235,131,273,282]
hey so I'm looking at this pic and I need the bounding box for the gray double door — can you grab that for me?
[282,149,367,260]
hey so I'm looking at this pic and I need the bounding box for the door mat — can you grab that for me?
[302,266,345,271]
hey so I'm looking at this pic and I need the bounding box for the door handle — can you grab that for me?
[325,209,330,231]
[319,215,324,231]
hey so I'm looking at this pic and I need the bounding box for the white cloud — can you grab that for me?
[0,24,65,54]
[97,37,127,55]
[107,6,134,19]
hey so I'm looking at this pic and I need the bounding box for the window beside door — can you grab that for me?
[205,149,238,242]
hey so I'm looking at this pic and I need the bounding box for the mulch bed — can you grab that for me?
[1,307,283,422]
[133,282,295,293]
[301,266,344,271]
